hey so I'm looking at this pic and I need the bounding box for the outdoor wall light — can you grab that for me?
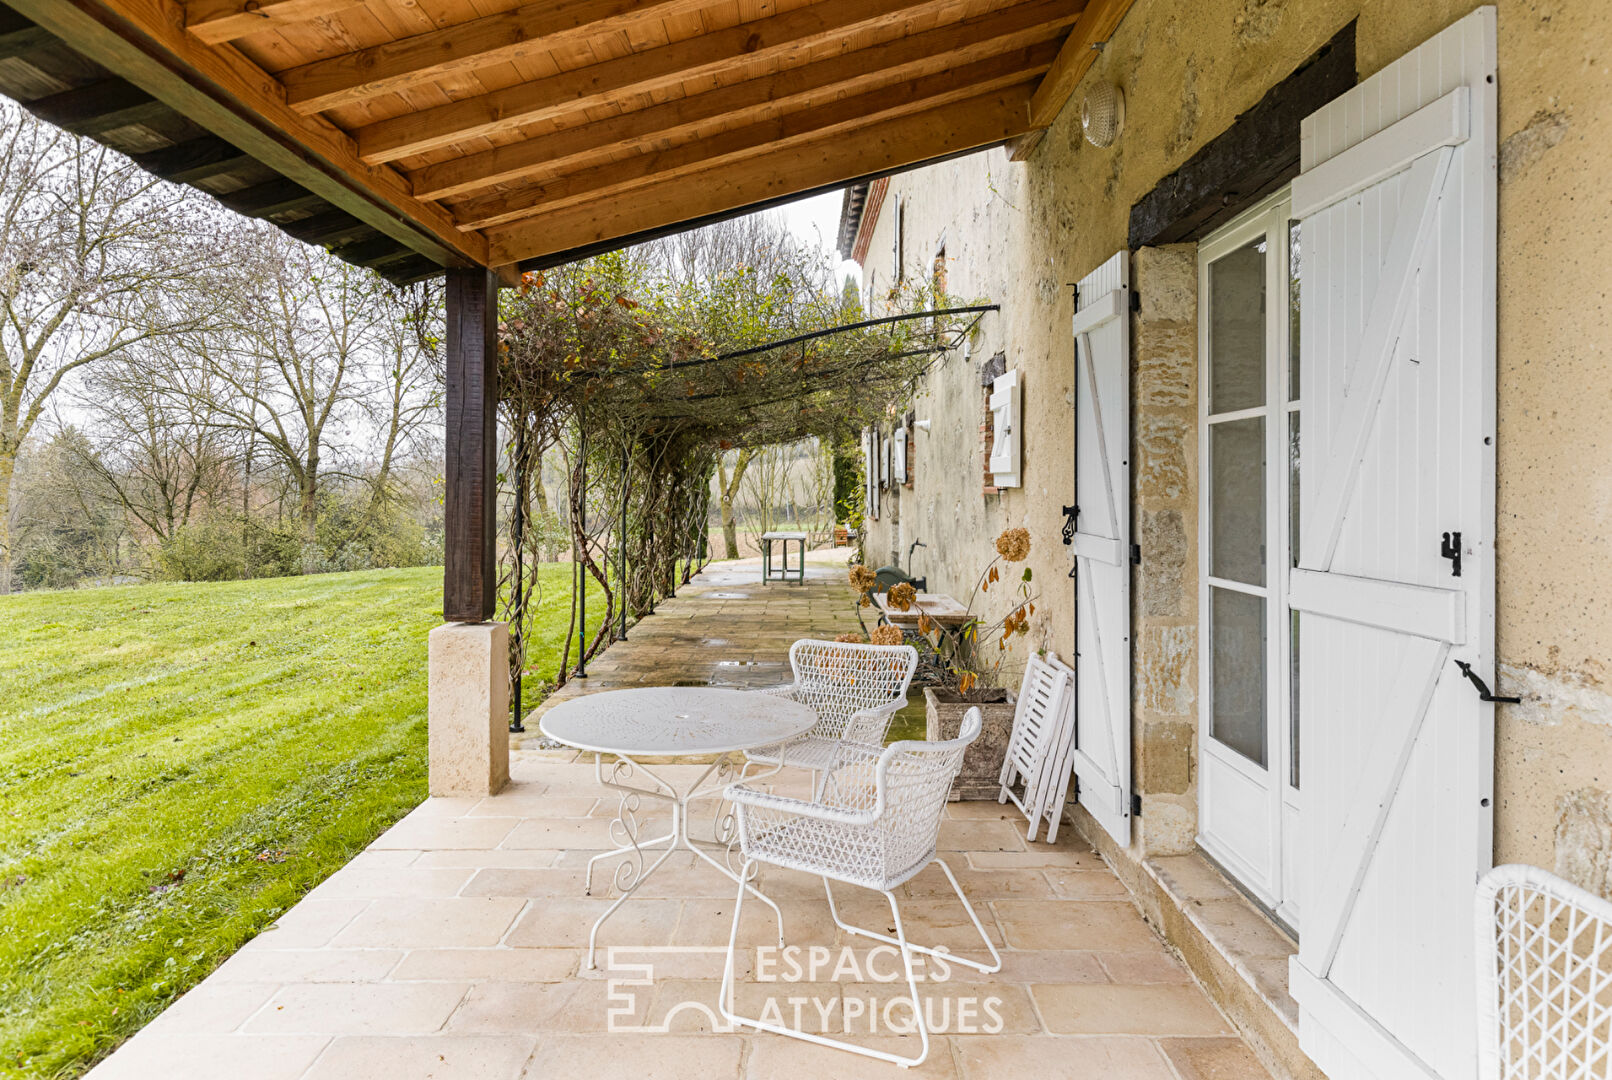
[1082,83,1125,148]
[914,419,932,432]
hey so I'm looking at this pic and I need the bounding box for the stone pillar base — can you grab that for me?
[428,621,510,797]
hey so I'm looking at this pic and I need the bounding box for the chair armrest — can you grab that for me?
[755,683,800,700]
[726,780,880,827]
[842,700,904,745]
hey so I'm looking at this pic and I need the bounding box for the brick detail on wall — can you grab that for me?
[980,351,1007,496]
[1130,245,1200,858]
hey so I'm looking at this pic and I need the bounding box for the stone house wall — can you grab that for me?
[854,0,1612,888]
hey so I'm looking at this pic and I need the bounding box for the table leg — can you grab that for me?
[585,754,784,970]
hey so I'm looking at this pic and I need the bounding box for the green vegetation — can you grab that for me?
[0,566,596,1079]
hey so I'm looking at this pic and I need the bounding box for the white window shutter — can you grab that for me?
[1069,250,1131,849]
[893,427,907,483]
[989,370,1021,487]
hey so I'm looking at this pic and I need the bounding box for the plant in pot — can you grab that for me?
[847,528,1038,798]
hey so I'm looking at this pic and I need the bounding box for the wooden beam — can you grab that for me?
[443,266,499,623]
[354,0,956,165]
[282,0,710,116]
[183,0,365,45]
[5,0,487,268]
[278,208,374,246]
[409,0,1078,201]
[488,83,1035,265]
[454,47,1054,230]
[22,78,171,135]
[216,176,325,218]
[129,134,253,184]
[1007,0,1135,161]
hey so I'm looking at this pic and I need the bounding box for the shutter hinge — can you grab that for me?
[1061,505,1078,545]
[1130,543,1141,565]
[1130,289,1141,313]
[1131,793,1143,817]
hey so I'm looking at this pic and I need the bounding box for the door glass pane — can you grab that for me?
[1290,608,1301,789]
[1288,220,1301,402]
[1211,417,1266,585]
[1212,586,1267,767]
[1209,238,1267,413]
[1289,411,1300,568]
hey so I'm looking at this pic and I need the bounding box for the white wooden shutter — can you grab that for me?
[988,370,1020,487]
[893,427,907,484]
[1287,10,1496,1080]
[1069,250,1131,846]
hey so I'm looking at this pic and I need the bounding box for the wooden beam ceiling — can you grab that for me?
[183,0,365,46]
[487,83,1037,265]
[409,0,1078,201]
[454,46,1053,230]
[281,0,713,116]
[352,0,966,165]
[1,0,1120,279]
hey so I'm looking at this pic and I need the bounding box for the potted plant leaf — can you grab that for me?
[846,527,1038,798]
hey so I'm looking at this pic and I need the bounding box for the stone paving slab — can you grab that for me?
[85,753,1272,1079]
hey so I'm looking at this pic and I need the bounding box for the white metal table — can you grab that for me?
[539,686,817,968]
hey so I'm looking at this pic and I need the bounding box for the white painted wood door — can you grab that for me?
[1069,251,1132,846]
[1287,9,1497,1080]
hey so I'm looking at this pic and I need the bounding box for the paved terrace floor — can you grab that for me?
[86,553,1272,1080]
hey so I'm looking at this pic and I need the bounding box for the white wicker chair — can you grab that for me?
[1477,864,1612,1080]
[719,707,1000,1068]
[746,638,918,780]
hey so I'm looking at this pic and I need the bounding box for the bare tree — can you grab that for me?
[715,447,754,559]
[69,346,238,548]
[182,227,386,567]
[0,101,226,591]
[362,280,442,512]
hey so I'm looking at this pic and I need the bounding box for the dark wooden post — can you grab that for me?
[443,267,498,623]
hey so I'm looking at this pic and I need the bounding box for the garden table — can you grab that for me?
[539,686,817,968]
[759,530,807,584]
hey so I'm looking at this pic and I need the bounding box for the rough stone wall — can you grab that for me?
[1131,245,1200,856]
[856,0,1612,889]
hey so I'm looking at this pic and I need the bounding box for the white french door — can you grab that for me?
[1197,192,1302,928]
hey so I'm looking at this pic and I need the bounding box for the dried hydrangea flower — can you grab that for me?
[835,632,866,643]
[887,582,918,611]
[995,527,1031,562]
[848,564,878,593]
[869,624,904,646]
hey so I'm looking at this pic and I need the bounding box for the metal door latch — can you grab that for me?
[1454,660,1521,704]
[1061,505,1078,545]
[1440,531,1462,577]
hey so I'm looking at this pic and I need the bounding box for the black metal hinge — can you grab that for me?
[1061,505,1078,545]
[1131,793,1143,817]
[1455,660,1521,704]
[1131,543,1141,565]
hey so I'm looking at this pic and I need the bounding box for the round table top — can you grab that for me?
[538,686,817,757]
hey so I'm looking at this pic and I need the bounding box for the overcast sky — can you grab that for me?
[776,189,861,288]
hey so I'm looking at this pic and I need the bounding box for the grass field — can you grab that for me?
[0,566,596,1080]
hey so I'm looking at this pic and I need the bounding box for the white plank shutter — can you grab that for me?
[1288,10,1497,1080]
[893,427,907,484]
[1069,250,1131,847]
[988,370,1021,487]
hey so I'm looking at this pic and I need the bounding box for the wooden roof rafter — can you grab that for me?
[0,0,1138,280]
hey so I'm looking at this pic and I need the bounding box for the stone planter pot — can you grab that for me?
[923,686,1016,801]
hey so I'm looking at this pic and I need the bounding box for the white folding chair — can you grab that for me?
[720,707,1001,1068]
[1477,863,1612,1080]
[998,655,1074,842]
[746,638,918,782]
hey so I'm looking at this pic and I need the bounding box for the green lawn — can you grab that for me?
[0,566,596,1080]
